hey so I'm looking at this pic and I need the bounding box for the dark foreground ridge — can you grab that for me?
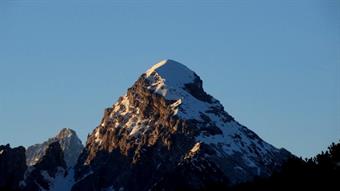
[0,144,27,191]
[231,141,340,191]
[1,140,338,191]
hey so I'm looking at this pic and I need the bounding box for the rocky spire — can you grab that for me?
[26,128,84,168]
[22,141,68,191]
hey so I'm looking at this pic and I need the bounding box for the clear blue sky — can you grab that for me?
[0,0,339,158]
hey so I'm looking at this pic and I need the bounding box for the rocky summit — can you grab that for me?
[26,128,84,168]
[22,141,68,191]
[72,60,291,191]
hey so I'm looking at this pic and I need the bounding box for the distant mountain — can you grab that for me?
[22,141,70,191]
[26,128,84,168]
[0,128,83,191]
[72,60,292,191]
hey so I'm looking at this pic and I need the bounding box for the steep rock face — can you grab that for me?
[26,128,84,167]
[0,144,27,191]
[150,143,230,191]
[73,60,291,191]
[23,141,69,191]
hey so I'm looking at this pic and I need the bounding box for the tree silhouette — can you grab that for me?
[231,140,340,191]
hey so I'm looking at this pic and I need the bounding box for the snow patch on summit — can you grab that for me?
[145,59,196,86]
[144,60,219,120]
[145,59,196,100]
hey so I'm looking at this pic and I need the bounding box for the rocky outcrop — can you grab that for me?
[0,144,27,191]
[72,60,292,191]
[26,128,84,167]
[150,143,230,191]
[23,141,68,191]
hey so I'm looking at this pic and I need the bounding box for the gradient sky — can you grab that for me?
[0,0,339,158]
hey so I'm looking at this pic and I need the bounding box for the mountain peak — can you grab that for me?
[143,59,203,103]
[74,60,291,190]
[140,60,219,121]
[145,59,193,78]
[26,128,84,167]
[56,128,76,139]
